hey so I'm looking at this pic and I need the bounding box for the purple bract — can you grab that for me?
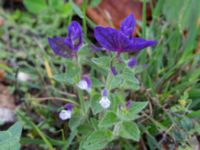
[119,100,133,111]
[128,57,137,68]
[48,21,83,58]
[94,14,157,54]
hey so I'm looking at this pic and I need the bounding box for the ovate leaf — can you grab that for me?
[99,111,119,128]
[0,122,23,150]
[80,130,112,150]
[91,56,110,70]
[58,3,73,17]
[119,122,140,141]
[23,0,47,14]
[129,101,148,114]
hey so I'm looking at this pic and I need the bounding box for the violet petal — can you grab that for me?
[83,75,92,89]
[94,27,131,52]
[64,103,73,111]
[65,21,83,51]
[120,13,136,38]
[128,37,157,53]
[48,37,75,58]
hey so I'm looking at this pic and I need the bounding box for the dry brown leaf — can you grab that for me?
[0,70,5,82]
[0,18,4,26]
[0,84,16,123]
[76,0,154,36]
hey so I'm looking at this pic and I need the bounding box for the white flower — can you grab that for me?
[17,72,30,82]
[99,96,111,109]
[59,110,72,120]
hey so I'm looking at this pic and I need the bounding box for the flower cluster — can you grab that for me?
[48,13,157,120]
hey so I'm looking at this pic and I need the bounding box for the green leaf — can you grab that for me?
[0,122,23,150]
[53,74,73,85]
[99,111,119,128]
[58,3,73,17]
[23,0,47,14]
[188,110,200,118]
[69,113,83,131]
[65,129,78,149]
[91,77,104,88]
[71,2,84,18]
[129,101,148,114]
[106,74,123,90]
[117,101,148,121]
[16,110,54,150]
[80,130,112,150]
[121,68,140,90]
[119,122,140,141]
[90,93,104,114]
[53,64,80,85]
[90,0,102,7]
[48,0,63,7]
[91,56,110,70]
[146,133,162,150]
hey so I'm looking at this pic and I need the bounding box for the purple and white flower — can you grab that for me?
[99,89,111,109]
[77,75,92,92]
[59,104,73,120]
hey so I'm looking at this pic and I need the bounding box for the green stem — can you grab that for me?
[82,0,88,36]
[77,88,86,115]
[142,0,146,38]
[75,56,86,115]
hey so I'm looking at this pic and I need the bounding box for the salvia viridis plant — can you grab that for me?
[47,13,157,149]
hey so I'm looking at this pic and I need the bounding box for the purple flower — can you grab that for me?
[59,103,73,120]
[77,75,92,92]
[127,57,137,68]
[99,88,111,109]
[94,14,157,55]
[48,21,83,58]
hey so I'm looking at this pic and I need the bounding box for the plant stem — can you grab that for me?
[77,88,86,115]
[142,0,146,38]
[82,0,87,36]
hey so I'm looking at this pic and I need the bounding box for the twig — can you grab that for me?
[36,97,79,106]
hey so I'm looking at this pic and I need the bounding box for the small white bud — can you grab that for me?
[99,96,111,109]
[59,110,72,120]
[17,72,30,82]
[0,107,15,123]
